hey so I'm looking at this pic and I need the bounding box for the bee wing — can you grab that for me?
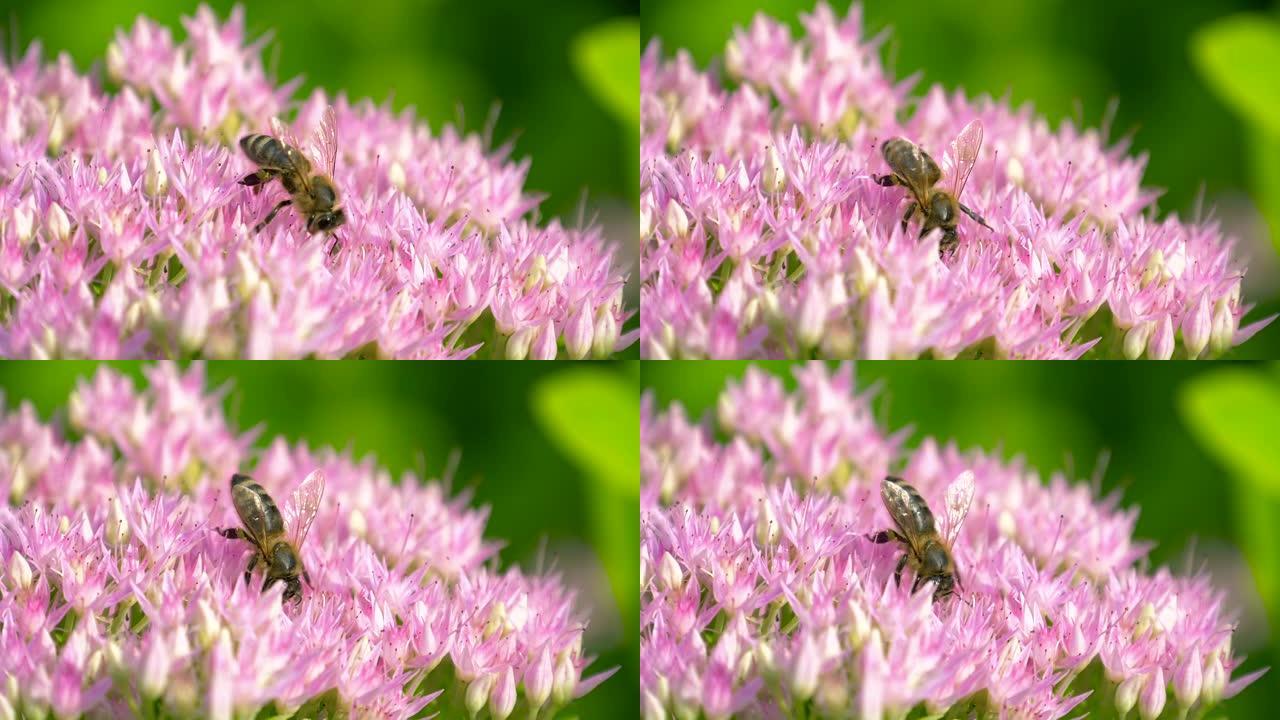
[880,478,921,539]
[267,116,313,176]
[230,474,282,549]
[316,106,339,177]
[945,119,983,200]
[284,469,325,548]
[942,470,975,547]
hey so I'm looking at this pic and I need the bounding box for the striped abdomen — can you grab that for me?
[230,473,285,541]
[240,134,309,175]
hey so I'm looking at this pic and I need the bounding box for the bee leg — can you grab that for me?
[253,199,293,232]
[867,529,905,544]
[239,170,276,188]
[873,173,899,187]
[303,569,313,588]
[243,554,257,586]
[900,202,917,234]
[911,574,923,594]
[218,527,245,540]
[894,553,908,587]
[959,202,993,231]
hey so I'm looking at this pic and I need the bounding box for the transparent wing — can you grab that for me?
[284,469,325,547]
[946,120,983,200]
[267,116,312,176]
[317,106,339,177]
[943,470,975,546]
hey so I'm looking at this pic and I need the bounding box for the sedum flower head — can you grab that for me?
[0,5,634,359]
[640,3,1272,359]
[640,363,1265,719]
[0,363,614,718]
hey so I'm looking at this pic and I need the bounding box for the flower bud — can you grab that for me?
[552,651,577,706]
[106,41,125,82]
[1123,321,1152,360]
[1149,314,1174,360]
[46,202,71,243]
[47,110,66,155]
[532,320,557,360]
[564,303,594,360]
[1182,294,1211,359]
[1115,673,1143,716]
[490,668,515,720]
[725,37,744,80]
[387,160,406,190]
[791,633,820,702]
[505,325,535,360]
[1202,651,1225,705]
[640,202,652,239]
[762,144,786,193]
[658,552,684,591]
[1174,646,1203,708]
[1139,666,1165,720]
[1209,297,1234,356]
[105,495,129,547]
[13,202,34,246]
[795,283,827,350]
[465,672,494,717]
[525,646,554,710]
[664,199,689,238]
[140,634,171,697]
[145,150,168,197]
[7,552,33,591]
[0,694,13,720]
[592,305,619,358]
[642,689,667,720]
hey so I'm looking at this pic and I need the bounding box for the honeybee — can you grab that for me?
[868,471,973,600]
[239,107,346,235]
[218,469,325,603]
[873,119,993,255]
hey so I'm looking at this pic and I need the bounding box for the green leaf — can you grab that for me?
[532,368,638,498]
[1191,15,1280,139]
[1178,369,1280,498]
[571,19,639,130]
[1249,125,1280,254]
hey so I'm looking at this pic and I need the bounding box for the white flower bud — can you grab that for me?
[465,672,494,717]
[145,150,168,197]
[658,552,683,591]
[552,651,577,706]
[46,202,71,243]
[762,145,786,193]
[47,110,66,155]
[105,496,129,547]
[13,202,35,246]
[1209,297,1234,356]
[1115,673,1143,716]
[388,160,406,190]
[7,552,33,591]
[505,326,535,360]
[1123,321,1153,360]
[791,633,820,702]
[664,199,689,238]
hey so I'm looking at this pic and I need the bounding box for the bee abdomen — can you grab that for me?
[230,473,285,533]
[240,134,290,167]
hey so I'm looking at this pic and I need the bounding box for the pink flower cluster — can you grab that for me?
[640,363,1265,719]
[640,3,1272,358]
[0,364,614,719]
[0,5,634,358]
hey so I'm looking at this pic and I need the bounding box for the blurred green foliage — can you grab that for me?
[642,0,1280,357]
[642,361,1280,716]
[0,361,639,717]
[1,0,638,225]
[1193,14,1280,256]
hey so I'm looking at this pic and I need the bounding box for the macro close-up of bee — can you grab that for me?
[218,469,325,603]
[873,119,994,255]
[239,108,346,237]
[869,472,973,600]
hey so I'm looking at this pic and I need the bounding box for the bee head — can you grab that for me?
[307,209,346,234]
[281,576,303,604]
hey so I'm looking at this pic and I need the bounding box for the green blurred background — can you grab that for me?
[0,361,640,717]
[643,361,1280,717]
[642,0,1280,359]
[0,0,641,322]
